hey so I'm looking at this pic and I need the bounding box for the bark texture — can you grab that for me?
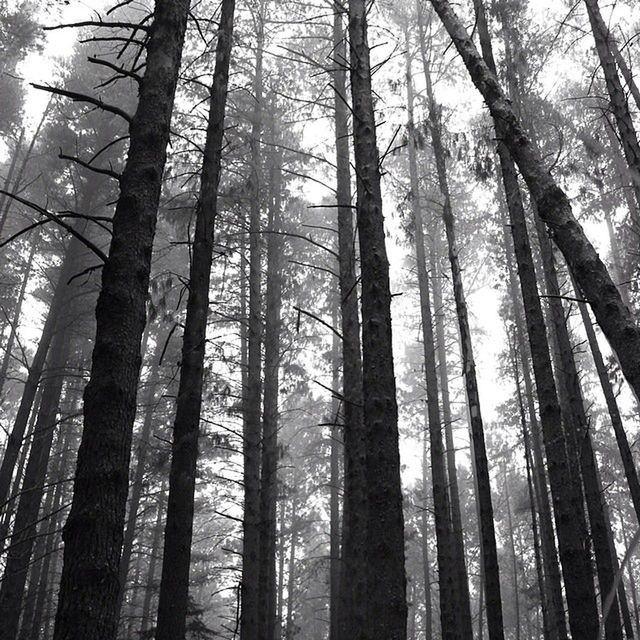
[348,0,407,636]
[52,3,190,638]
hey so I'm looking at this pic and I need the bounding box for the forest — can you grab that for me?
[0,0,639,638]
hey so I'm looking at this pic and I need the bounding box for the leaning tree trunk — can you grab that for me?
[331,5,368,639]
[0,323,72,640]
[583,0,640,214]
[347,1,407,637]
[429,0,640,412]
[241,6,266,637]
[52,3,191,639]
[154,3,235,638]
[470,2,600,636]
[422,33,504,640]
[405,42,466,640]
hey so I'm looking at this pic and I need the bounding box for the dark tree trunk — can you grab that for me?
[0,235,38,401]
[154,3,235,638]
[241,6,265,637]
[405,42,464,640]
[116,342,162,622]
[422,30,504,640]
[347,1,407,637]
[0,220,87,513]
[583,0,640,213]
[258,138,283,640]
[429,0,640,413]
[535,216,622,640]
[52,3,190,638]
[470,2,599,636]
[332,5,368,639]
[0,323,72,640]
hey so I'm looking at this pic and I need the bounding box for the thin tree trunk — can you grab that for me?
[0,234,38,401]
[276,495,287,639]
[470,2,599,636]
[154,4,234,638]
[536,216,622,640]
[583,0,640,213]
[421,421,433,640]
[332,5,368,639]
[329,313,341,640]
[503,465,521,640]
[405,42,464,640]
[422,29,504,640]
[258,137,283,640]
[429,0,640,412]
[574,277,640,525]
[116,342,162,622]
[0,322,71,640]
[0,127,24,238]
[241,5,265,637]
[141,486,166,639]
[52,3,191,638]
[285,480,298,640]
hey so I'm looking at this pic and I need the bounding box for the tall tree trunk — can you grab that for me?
[0,234,38,401]
[470,2,600,636]
[141,485,167,639]
[154,3,235,638]
[511,336,552,640]
[0,219,87,514]
[421,422,433,640]
[503,465,521,640]
[536,216,622,640]
[429,0,640,412]
[422,27,504,640]
[583,0,640,213]
[241,4,265,637]
[405,42,466,640]
[332,5,368,639]
[258,138,283,640]
[285,479,298,640]
[347,2,407,636]
[0,322,72,640]
[574,277,640,525]
[52,3,190,638]
[329,322,341,640]
[276,493,287,639]
[116,341,162,622]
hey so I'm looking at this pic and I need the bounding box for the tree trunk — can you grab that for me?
[470,2,600,636]
[347,2,407,637]
[406,42,465,640]
[583,0,640,213]
[241,5,265,637]
[421,422,433,640]
[154,3,234,638]
[0,322,72,640]
[422,30,504,640]
[52,3,190,638]
[285,479,298,640]
[332,5,368,640]
[535,216,622,640]
[0,234,38,401]
[429,0,640,412]
[503,465,521,640]
[258,136,283,640]
[116,341,162,622]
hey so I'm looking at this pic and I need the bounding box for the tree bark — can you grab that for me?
[0,323,71,640]
[52,3,190,638]
[241,5,265,637]
[154,3,235,638]
[406,41,466,640]
[422,30,504,640]
[583,0,640,214]
[258,135,283,640]
[429,0,640,412]
[347,1,407,637]
[332,5,368,640]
